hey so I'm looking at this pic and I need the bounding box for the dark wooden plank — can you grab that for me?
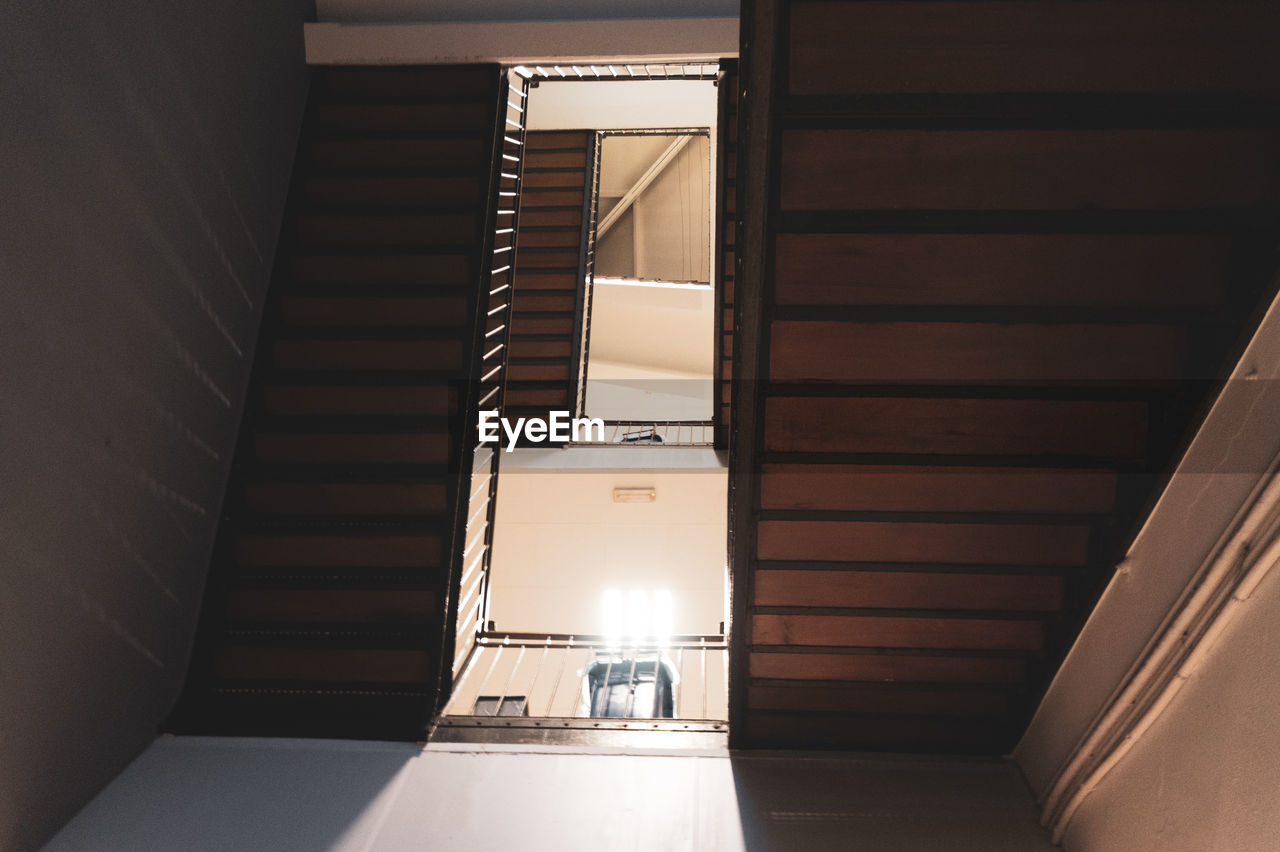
[244,482,448,516]
[309,137,489,169]
[506,362,571,383]
[292,255,471,287]
[235,534,442,568]
[508,339,572,359]
[512,271,578,290]
[263,385,453,417]
[225,589,437,622]
[313,103,492,133]
[254,432,450,465]
[519,189,590,207]
[525,151,588,169]
[322,66,494,99]
[215,647,432,683]
[303,176,484,207]
[752,613,1042,650]
[756,520,1090,565]
[297,214,478,247]
[516,250,580,269]
[789,1,1280,96]
[516,228,583,248]
[760,464,1116,513]
[508,316,573,336]
[749,651,1026,684]
[512,291,577,313]
[780,129,1280,210]
[764,397,1147,460]
[281,297,468,327]
[523,169,587,189]
[770,321,1186,384]
[504,388,570,408]
[754,569,1064,611]
[748,683,1008,717]
[519,209,583,228]
[775,234,1232,308]
[744,711,1007,753]
[274,339,463,371]
[526,131,591,150]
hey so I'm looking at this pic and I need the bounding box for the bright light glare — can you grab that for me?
[652,590,673,642]
[602,589,676,646]
[602,589,623,644]
[628,589,648,641]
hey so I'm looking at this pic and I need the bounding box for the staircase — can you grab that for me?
[172,65,505,739]
[729,0,1280,753]
[503,130,592,429]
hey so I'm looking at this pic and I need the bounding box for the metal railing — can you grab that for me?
[444,632,728,721]
[575,420,716,447]
[520,63,721,82]
[451,67,531,682]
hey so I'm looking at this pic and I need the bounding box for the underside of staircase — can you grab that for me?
[171,65,504,739]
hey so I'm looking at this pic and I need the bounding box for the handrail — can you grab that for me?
[572,420,716,447]
[445,631,728,720]
[475,631,727,649]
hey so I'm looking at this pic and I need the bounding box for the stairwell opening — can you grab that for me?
[435,62,734,747]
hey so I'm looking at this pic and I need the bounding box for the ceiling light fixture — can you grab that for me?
[613,487,656,503]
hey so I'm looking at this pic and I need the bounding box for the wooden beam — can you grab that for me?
[596,135,693,239]
[726,0,780,749]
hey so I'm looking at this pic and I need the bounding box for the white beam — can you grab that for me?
[304,18,739,66]
[597,135,692,240]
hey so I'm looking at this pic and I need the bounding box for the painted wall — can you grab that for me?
[630,137,712,282]
[586,280,716,421]
[597,134,712,284]
[1015,289,1280,799]
[305,18,739,65]
[317,0,739,23]
[1058,554,1280,851]
[527,79,719,132]
[0,1,312,849]
[475,464,729,717]
[488,467,727,636]
[45,736,1054,851]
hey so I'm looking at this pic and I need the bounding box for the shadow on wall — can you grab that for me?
[730,753,1055,852]
[0,0,312,847]
[45,738,417,852]
[45,736,1057,850]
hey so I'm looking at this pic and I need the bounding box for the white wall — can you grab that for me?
[1011,285,1280,847]
[586,359,716,422]
[631,137,712,282]
[1057,556,1280,851]
[527,79,718,131]
[487,467,727,636]
[45,736,1055,851]
[0,1,312,849]
[597,135,712,283]
[1015,289,1280,799]
[586,280,716,421]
